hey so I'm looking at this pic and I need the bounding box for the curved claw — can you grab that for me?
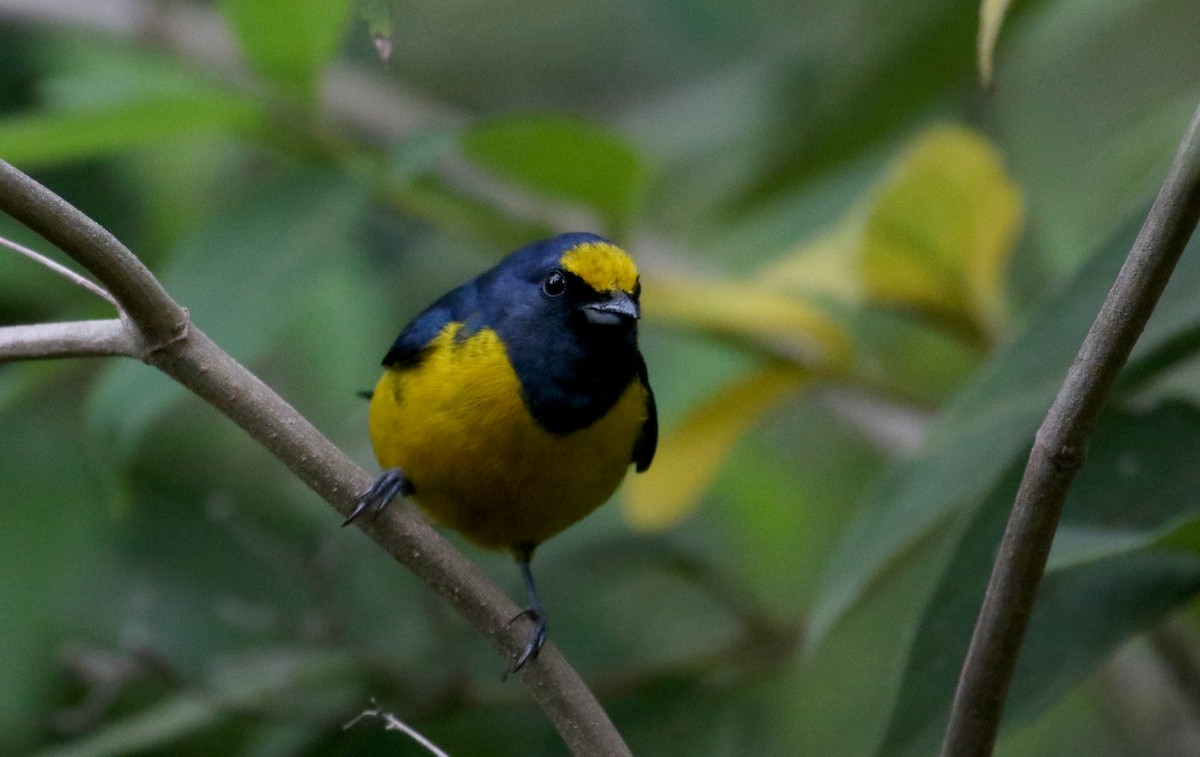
[505,606,548,678]
[343,468,413,526]
[501,556,549,679]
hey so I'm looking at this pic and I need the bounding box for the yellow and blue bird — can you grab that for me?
[346,232,657,673]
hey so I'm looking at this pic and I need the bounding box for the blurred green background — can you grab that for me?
[4,0,1200,754]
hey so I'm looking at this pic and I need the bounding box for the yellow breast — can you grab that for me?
[367,323,647,551]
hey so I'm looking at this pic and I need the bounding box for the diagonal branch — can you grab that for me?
[940,100,1200,755]
[0,158,630,757]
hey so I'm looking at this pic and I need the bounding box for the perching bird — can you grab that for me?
[345,232,657,674]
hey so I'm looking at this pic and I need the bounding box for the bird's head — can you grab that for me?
[487,233,645,429]
[502,233,641,334]
[552,236,641,327]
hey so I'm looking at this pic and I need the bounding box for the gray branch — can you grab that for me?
[0,319,136,360]
[0,158,630,757]
[940,100,1200,756]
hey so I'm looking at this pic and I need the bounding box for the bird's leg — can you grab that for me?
[505,555,548,677]
[343,468,413,526]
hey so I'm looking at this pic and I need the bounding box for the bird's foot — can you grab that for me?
[503,606,548,679]
[343,468,412,526]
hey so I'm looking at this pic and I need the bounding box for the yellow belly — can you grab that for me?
[367,323,647,552]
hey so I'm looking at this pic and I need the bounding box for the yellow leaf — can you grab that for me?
[978,0,1016,89]
[860,125,1018,327]
[762,124,1022,344]
[643,275,851,372]
[757,215,867,304]
[622,365,807,531]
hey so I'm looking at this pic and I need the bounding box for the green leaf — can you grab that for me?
[993,677,1140,757]
[739,1,979,206]
[382,175,552,250]
[807,201,1200,751]
[719,406,884,615]
[0,395,114,754]
[992,2,1200,276]
[0,95,265,168]
[461,115,648,232]
[838,305,983,406]
[219,0,353,102]
[808,207,1192,649]
[881,405,1200,755]
[783,518,970,755]
[40,40,246,112]
[383,129,551,246]
[87,171,367,459]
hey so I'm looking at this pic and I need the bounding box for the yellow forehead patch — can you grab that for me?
[560,242,639,293]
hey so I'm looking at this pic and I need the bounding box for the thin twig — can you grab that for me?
[0,158,630,756]
[940,100,1200,756]
[343,700,450,757]
[0,233,119,308]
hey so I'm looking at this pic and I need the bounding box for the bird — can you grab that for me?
[345,232,657,675]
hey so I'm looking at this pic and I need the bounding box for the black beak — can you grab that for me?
[582,290,640,325]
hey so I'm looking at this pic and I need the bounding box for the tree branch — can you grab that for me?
[940,100,1200,756]
[0,319,136,360]
[0,162,186,351]
[0,159,630,756]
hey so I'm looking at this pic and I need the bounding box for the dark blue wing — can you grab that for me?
[632,353,657,472]
[381,281,481,368]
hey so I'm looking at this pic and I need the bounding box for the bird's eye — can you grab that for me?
[543,270,567,297]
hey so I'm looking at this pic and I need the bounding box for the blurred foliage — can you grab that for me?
[219,0,353,103]
[462,114,648,234]
[2,0,1200,754]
